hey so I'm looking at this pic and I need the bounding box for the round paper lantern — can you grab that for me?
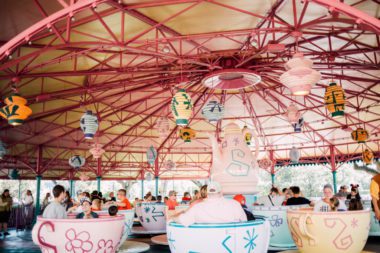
[79,172,90,181]
[146,145,157,166]
[324,82,345,117]
[179,127,196,143]
[362,149,374,165]
[145,172,154,181]
[258,158,273,170]
[0,93,32,126]
[89,143,105,159]
[69,155,85,169]
[80,110,98,139]
[9,169,20,179]
[280,53,321,96]
[292,117,304,133]
[201,100,225,122]
[289,146,300,164]
[285,103,301,124]
[0,141,7,159]
[351,128,369,143]
[165,160,176,170]
[171,89,193,126]
[242,126,253,145]
[156,117,170,139]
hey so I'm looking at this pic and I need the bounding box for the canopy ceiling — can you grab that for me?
[0,0,379,180]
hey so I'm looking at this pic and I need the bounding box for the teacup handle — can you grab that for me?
[38,221,57,253]
[298,213,316,242]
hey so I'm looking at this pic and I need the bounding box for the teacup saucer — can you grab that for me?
[269,245,297,251]
[131,226,166,234]
[118,241,150,253]
[151,234,168,245]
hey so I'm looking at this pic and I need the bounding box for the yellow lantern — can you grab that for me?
[362,149,374,165]
[0,93,32,126]
[351,128,369,143]
[242,126,252,145]
[179,127,196,143]
[171,89,193,126]
[324,82,345,117]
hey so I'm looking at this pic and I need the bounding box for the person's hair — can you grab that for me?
[329,197,339,211]
[118,189,127,196]
[91,190,98,195]
[92,199,101,209]
[84,192,90,198]
[157,195,162,202]
[348,199,363,211]
[282,188,288,193]
[184,192,190,197]
[323,184,333,191]
[151,196,156,201]
[26,190,32,195]
[65,191,71,199]
[200,185,208,199]
[164,196,169,201]
[98,192,103,198]
[194,190,199,195]
[52,185,65,198]
[45,192,50,198]
[2,189,10,198]
[291,186,300,195]
[270,187,279,194]
[108,205,118,216]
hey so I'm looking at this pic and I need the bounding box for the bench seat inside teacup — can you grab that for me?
[167,219,270,253]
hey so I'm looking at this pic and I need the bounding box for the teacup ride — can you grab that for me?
[32,214,125,253]
[132,202,166,234]
[287,209,370,253]
[362,200,380,236]
[167,218,270,253]
[252,205,308,251]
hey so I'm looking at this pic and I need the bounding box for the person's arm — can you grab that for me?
[370,179,380,220]
[173,207,196,227]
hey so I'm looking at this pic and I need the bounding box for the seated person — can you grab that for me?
[92,199,102,211]
[286,186,313,206]
[348,198,363,211]
[181,192,192,204]
[347,184,361,200]
[108,192,116,202]
[233,194,255,221]
[166,191,179,210]
[334,192,348,211]
[314,184,335,212]
[76,197,99,219]
[116,189,132,210]
[255,186,284,206]
[108,205,118,216]
[43,185,67,219]
[173,182,247,227]
[190,185,207,206]
[329,197,339,212]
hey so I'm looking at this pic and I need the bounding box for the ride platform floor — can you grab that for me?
[0,229,379,253]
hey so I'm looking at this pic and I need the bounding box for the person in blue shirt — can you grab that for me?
[76,197,99,219]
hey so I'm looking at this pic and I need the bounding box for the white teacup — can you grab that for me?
[167,219,270,253]
[135,202,166,232]
[32,214,125,253]
[287,209,370,253]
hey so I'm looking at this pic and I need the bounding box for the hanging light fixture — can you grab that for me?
[146,145,157,166]
[0,93,32,126]
[155,117,170,139]
[0,141,7,159]
[79,172,90,181]
[201,100,225,122]
[145,172,154,181]
[242,126,253,145]
[280,53,321,96]
[179,127,196,143]
[69,155,85,169]
[9,169,20,179]
[285,103,301,124]
[289,146,300,164]
[351,128,369,143]
[292,117,304,133]
[171,89,193,126]
[164,160,176,170]
[89,143,105,159]
[362,149,374,165]
[258,158,273,170]
[324,82,345,117]
[80,110,98,139]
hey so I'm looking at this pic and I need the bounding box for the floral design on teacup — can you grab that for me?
[96,239,113,253]
[269,215,283,228]
[65,228,93,253]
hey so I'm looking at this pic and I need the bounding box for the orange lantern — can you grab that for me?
[0,93,32,126]
[362,149,374,165]
[324,82,345,117]
[179,127,196,143]
[351,128,369,143]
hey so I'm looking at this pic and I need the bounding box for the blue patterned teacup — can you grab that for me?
[136,202,166,232]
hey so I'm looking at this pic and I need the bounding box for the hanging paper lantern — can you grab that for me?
[280,53,321,96]
[201,100,225,122]
[155,117,170,139]
[242,126,253,145]
[89,143,105,159]
[69,155,85,169]
[0,93,32,126]
[285,103,301,124]
[324,82,345,117]
[145,172,154,181]
[351,128,369,143]
[146,145,157,166]
[164,160,176,170]
[362,149,374,165]
[171,89,193,126]
[289,146,300,164]
[292,117,304,133]
[0,141,7,159]
[79,172,90,181]
[80,110,98,139]
[179,127,196,143]
[258,158,273,170]
[9,169,20,179]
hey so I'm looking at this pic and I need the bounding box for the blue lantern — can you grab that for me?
[0,141,7,159]
[201,101,225,122]
[146,145,157,166]
[9,169,20,179]
[69,155,85,169]
[80,110,98,139]
[292,117,304,133]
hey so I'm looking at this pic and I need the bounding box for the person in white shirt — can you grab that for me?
[254,187,284,207]
[314,184,339,212]
[43,185,67,219]
[23,190,34,206]
[173,182,247,227]
[23,190,34,227]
